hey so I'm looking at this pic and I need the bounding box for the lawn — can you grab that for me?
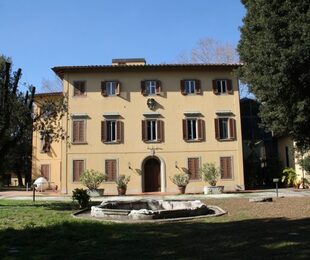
[1,197,310,259]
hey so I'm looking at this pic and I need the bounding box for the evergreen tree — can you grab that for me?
[238,0,310,151]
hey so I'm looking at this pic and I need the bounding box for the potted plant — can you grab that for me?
[80,169,106,196]
[199,163,223,194]
[170,172,190,194]
[281,167,298,188]
[115,175,131,195]
[72,188,90,209]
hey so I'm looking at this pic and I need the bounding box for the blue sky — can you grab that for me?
[0,0,245,92]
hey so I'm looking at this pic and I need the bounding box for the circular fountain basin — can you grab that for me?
[89,199,223,221]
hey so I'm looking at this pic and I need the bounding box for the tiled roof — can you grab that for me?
[35,92,63,97]
[52,63,243,79]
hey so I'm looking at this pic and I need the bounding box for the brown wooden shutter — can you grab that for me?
[141,81,147,95]
[105,160,117,181]
[229,118,236,140]
[116,81,120,96]
[40,165,50,181]
[73,160,84,182]
[215,118,220,140]
[212,80,218,94]
[182,119,188,140]
[73,82,79,96]
[73,121,79,142]
[78,121,85,142]
[155,80,161,94]
[180,80,187,95]
[101,121,106,142]
[116,121,122,143]
[220,157,232,179]
[188,158,199,179]
[197,119,204,141]
[142,120,147,141]
[227,80,233,94]
[101,81,107,96]
[195,80,201,94]
[157,120,163,142]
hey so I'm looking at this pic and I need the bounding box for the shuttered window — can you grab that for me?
[142,119,163,142]
[180,80,201,95]
[105,159,117,181]
[40,164,50,181]
[101,120,122,143]
[215,118,236,141]
[212,79,233,95]
[182,118,204,141]
[73,160,85,182]
[101,81,120,96]
[188,158,200,180]
[220,157,233,179]
[73,81,86,96]
[141,80,161,95]
[72,120,86,143]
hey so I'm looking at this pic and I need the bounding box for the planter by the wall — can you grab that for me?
[203,186,224,195]
[87,189,104,197]
[178,186,186,194]
[117,187,127,196]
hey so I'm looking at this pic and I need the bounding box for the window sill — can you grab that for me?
[144,140,162,143]
[217,138,236,142]
[72,142,88,145]
[185,139,203,143]
[103,141,121,144]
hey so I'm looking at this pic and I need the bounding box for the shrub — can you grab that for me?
[281,168,298,187]
[170,173,190,187]
[115,175,130,189]
[299,155,310,174]
[72,188,90,208]
[80,169,106,190]
[200,163,220,186]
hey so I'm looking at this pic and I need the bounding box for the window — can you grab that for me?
[72,119,86,143]
[141,80,161,96]
[188,157,200,180]
[215,118,236,140]
[181,80,201,95]
[212,79,233,94]
[40,132,51,153]
[105,159,117,181]
[182,118,204,141]
[40,164,50,181]
[101,81,120,96]
[220,157,233,179]
[73,81,86,96]
[142,119,163,142]
[73,160,85,182]
[101,120,122,143]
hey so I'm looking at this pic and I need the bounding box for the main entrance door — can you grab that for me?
[144,157,161,192]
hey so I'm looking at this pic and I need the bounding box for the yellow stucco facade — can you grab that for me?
[32,61,244,194]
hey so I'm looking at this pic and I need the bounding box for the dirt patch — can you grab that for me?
[203,197,310,220]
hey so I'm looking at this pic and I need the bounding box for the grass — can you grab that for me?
[0,198,310,259]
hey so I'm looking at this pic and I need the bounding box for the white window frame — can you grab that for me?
[146,80,156,95]
[187,118,198,140]
[146,119,157,141]
[106,120,117,142]
[217,80,227,94]
[185,80,196,94]
[219,117,229,140]
[106,81,117,96]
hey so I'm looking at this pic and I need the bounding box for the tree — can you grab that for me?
[238,0,310,151]
[0,57,68,185]
[176,37,239,64]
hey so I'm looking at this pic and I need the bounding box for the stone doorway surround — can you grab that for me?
[141,155,166,193]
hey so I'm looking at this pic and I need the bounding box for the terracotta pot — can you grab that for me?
[178,186,186,194]
[117,187,127,196]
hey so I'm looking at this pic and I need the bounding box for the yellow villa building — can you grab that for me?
[32,59,244,195]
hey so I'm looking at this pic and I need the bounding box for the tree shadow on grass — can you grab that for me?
[0,217,310,259]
